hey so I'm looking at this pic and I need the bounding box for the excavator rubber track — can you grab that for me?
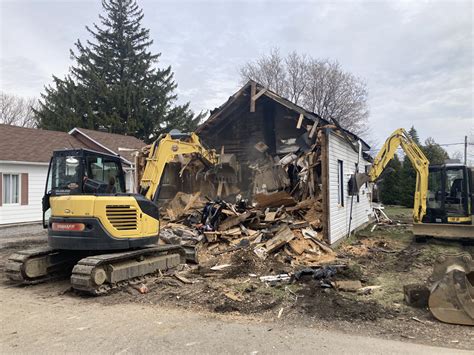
[70,245,185,295]
[429,252,474,326]
[5,247,83,284]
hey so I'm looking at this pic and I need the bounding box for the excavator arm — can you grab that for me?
[367,128,429,223]
[139,132,218,202]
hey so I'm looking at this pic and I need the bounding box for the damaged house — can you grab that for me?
[195,80,373,245]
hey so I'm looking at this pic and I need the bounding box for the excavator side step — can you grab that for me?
[70,245,185,295]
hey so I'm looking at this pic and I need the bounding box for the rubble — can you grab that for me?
[159,191,336,274]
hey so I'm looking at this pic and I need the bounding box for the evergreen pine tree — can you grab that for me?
[35,0,203,141]
[422,137,449,164]
[408,125,420,145]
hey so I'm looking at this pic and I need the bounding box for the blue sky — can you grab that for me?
[1,0,472,159]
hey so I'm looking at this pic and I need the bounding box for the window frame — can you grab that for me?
[355,163,360,203]
[337,160,344,207]
[2,173,21,205]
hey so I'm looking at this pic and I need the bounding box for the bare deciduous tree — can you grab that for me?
[0,92,38,128]
[240,49,369,136]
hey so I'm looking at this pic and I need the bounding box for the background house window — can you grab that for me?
[337,160,344,206]
[3,174,20,204]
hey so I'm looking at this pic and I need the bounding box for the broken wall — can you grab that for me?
[200,96,320,197]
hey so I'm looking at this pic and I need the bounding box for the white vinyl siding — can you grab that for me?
[0,164,47,224]
[327,132,372,244]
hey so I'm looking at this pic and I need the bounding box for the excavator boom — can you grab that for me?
[139,132,218,202]
[368,128,429,222]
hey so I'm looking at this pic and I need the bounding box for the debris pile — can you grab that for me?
[159,191,336,268]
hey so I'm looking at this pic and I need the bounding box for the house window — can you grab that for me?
[3,174,20,204]
[355,163,360,203]
[337,160,344,206]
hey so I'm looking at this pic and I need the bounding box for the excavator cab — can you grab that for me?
[424,163,473,225]
[42,149,126,227]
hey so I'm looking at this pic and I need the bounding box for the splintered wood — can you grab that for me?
[254,191,296,208]
[160,189,335,267]
[264,225,295,253]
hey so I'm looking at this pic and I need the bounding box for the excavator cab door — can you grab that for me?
[42,157,53,228]
[424,164,471,224]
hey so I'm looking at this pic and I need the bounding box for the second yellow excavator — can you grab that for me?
[352,128,473,326]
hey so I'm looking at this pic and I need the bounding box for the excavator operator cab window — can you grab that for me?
[425,164,470,223]
[50,155,82,195]
[445,167,465,214]
[85,156,124,193]
[47,150,126,196]
[427,169,443,210]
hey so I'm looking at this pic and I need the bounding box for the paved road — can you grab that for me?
[0,223,46,247]
[0,286,468,354]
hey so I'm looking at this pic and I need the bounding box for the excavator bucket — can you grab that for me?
[204,153,240,197]
[429,253,474,326]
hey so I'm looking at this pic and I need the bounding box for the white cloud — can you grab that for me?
[1,0,472,157]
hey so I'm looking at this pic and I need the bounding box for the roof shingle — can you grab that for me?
[0,124,88,163]
[0,124,145,164]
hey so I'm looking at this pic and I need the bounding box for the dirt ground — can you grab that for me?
[1,208,473,351]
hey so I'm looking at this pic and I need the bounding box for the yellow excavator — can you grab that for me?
[353,128,473,326]
[5,131,233,295]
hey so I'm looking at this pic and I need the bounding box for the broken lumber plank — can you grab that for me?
[308,123,318,138]
[288,237,309,255]
[265,225,295,253]
[250,81,257,112]
[301,228,333,253]
[289,221,310,229]
[183,191,202,212]
[204,232,220,243]
[296,113,304,129]
[332,280,363,292]
[218,211,252,231]
[174,273,193,284]
[254,191,296,208]
[264,211,278,222]
[166,208,176,221]
[224,291,243,302]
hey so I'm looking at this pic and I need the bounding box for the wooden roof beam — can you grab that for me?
[250,82,267,113]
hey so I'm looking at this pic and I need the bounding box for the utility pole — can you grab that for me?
[465,135,468,165]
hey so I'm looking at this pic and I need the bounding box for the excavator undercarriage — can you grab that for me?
[5,245,185,295]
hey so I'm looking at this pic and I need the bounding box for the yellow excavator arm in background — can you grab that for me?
[139,132,218,202]
[368,128,429,223]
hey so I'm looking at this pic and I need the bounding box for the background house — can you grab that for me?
[0,124,144,225]
[197,81,373,245]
